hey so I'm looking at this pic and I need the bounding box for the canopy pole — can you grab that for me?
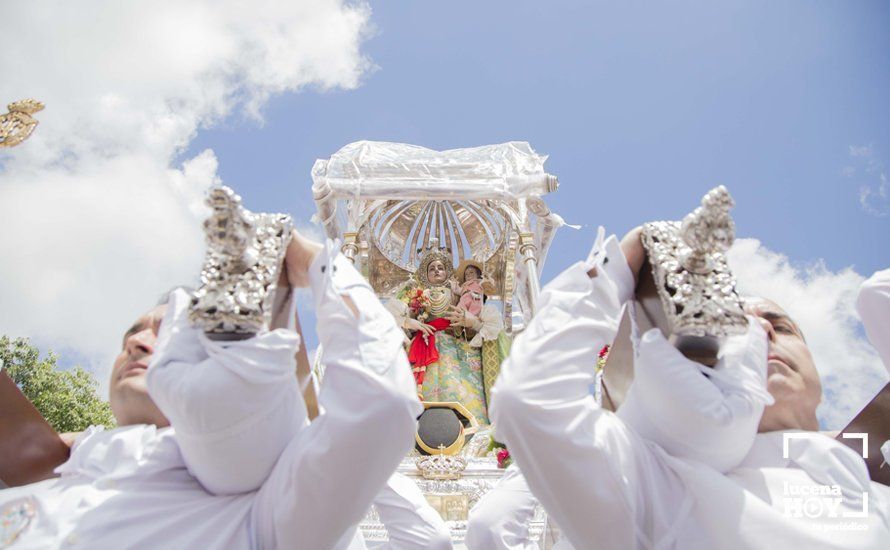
[341,232,359,264]
[519,232,540,314]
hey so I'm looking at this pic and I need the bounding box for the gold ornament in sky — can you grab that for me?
[0,99,44,148]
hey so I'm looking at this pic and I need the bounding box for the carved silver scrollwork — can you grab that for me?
[641,185,747,341]
[678,185,736,274]
[362,457,549,544]
[189,186,293,338]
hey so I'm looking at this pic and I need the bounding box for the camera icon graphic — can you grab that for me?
[781,432,869,520]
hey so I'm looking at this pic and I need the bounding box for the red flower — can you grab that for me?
[598,345,610,359]
[496,448,511,469]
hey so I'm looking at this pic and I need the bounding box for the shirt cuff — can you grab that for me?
[307,239,373,309]
[307,239,338,308]
[600,235,636,305]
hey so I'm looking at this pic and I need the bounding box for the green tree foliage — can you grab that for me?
[1,336,115,433]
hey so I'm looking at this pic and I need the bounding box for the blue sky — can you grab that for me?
[183,1,890,429]
[187,0,889,283]
[2,1,887,426]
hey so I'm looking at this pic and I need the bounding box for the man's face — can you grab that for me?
[427,260,448,285]
[745,298,822,432]
[108,305,170,427]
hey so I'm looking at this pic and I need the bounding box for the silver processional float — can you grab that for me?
[4,101,887,542]
[309,141,564,544]
[185,140,754,546]
[305,142,748,545]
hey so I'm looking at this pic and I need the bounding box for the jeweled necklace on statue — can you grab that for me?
[425,285,451,317]
[417,239,455,319]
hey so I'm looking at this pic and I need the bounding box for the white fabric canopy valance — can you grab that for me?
[311,141,558,201]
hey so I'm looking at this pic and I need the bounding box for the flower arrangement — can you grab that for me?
[487,435,512,469]
[398,285,431,322]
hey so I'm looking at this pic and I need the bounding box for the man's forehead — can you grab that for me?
[124,305,166,336]
[743,297,801,327]
[744,297,787,315]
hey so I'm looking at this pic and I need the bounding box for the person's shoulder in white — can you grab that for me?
[0,231,427,549]
[491,227,890,549]
[857,267,890,370]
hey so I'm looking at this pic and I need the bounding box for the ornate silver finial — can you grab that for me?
[0,99,44,148]
[189,186,293,339]
[638,186,747,365]
[416,451,468,480]
[678,185,736,274]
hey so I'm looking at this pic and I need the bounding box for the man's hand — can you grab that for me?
[282,229,324,288]
[58,432,81,449]
[619,226,646,285]
[587,226,646,281]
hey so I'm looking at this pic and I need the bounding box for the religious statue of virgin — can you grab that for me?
[387,239,506,425]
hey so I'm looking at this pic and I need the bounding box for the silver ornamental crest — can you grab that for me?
[638,186,747,364]
[189,186,293,338]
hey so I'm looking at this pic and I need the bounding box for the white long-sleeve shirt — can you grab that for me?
[0,244,423,549]
[145,286,306,496]
[491,232,890,549]
[858,268,890,372]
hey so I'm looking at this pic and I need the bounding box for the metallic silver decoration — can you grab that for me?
[189,186,293,338]
[361,457,552,545]
[639,186,747,362]
[678,186,737,274]
[460,427,493,457]
[416,454,468,480]
[312,141,564,322]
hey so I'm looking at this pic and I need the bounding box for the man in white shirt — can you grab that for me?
[0,230,449,549]
[487,227,890,549]
[858,268,890,368]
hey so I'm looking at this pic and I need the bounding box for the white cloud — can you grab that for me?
[843,143,888,216]
[859,173,888,217]
[849,144,874,159]
[0,1,372,394]
[728,239,888,429]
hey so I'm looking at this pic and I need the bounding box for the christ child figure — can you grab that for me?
[456,260,494,317]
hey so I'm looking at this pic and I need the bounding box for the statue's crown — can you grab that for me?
[416,451,468,480]
[416,237,453,287]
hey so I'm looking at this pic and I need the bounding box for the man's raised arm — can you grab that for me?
[252,239,422,549]
[490,228,685,548]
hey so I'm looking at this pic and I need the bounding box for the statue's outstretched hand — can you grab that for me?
[405,318,435,343]
[445,306,481,330]
[450,280,462,295]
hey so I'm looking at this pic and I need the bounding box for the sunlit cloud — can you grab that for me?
[0,1,373,394]
[729,238,888,429]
